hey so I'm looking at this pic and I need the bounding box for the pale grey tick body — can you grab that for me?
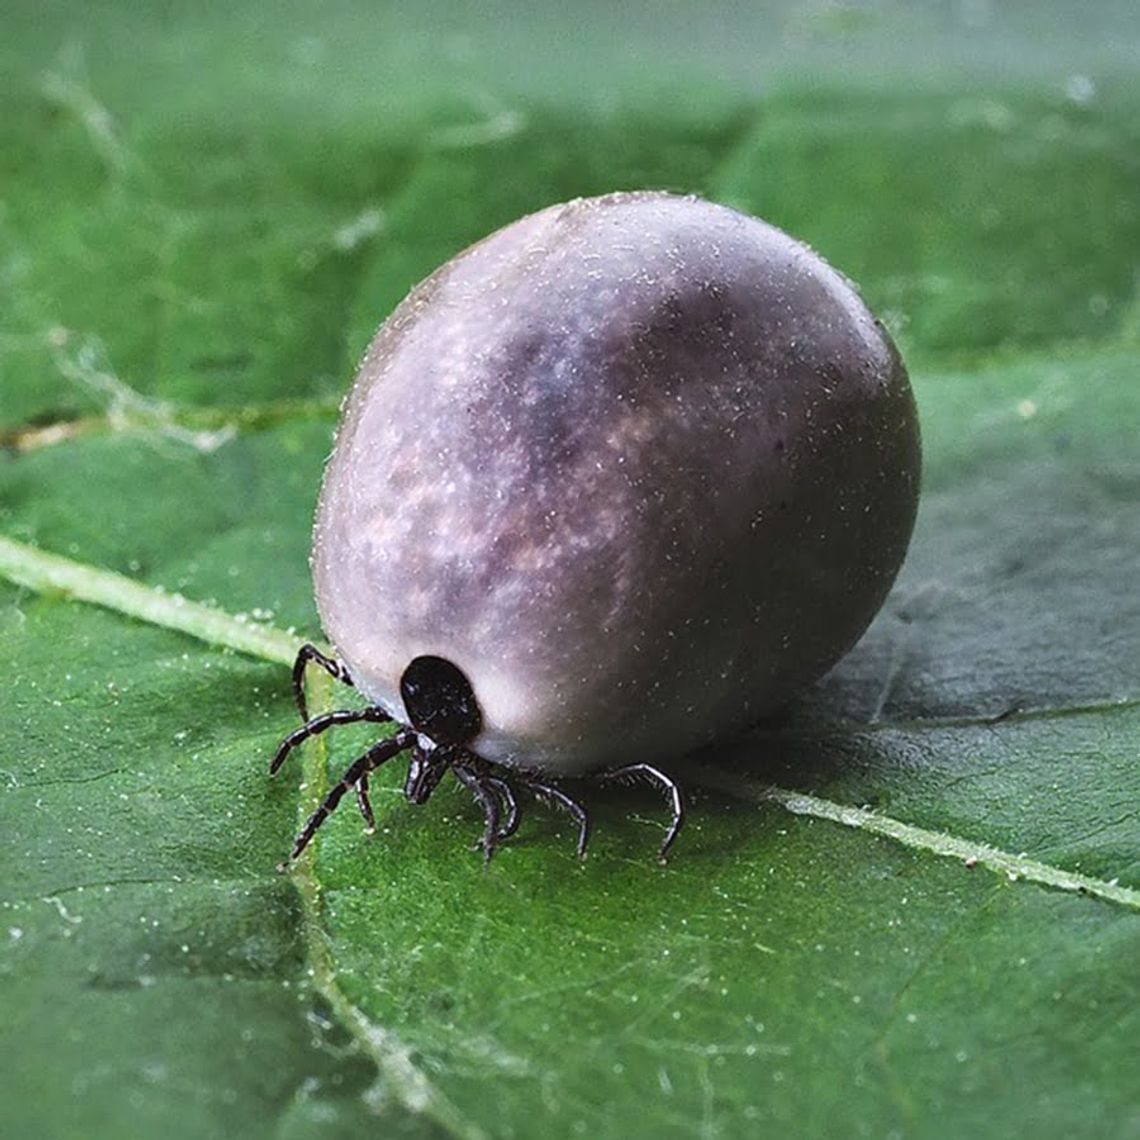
[271,190,921,863]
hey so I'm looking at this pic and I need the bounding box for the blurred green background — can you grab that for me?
[1,3,1138,1138]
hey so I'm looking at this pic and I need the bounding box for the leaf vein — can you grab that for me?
[690,770,1140,911]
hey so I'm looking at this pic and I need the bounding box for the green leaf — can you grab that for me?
[2,4,1138,1139]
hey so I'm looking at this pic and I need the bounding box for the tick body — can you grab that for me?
[272,190,921,862]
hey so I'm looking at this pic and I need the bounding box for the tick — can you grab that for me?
[270,190,921,864]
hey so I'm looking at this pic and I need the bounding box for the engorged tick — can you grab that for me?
[270,190,921,865]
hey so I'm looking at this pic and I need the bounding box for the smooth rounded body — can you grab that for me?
[314,191,920,776]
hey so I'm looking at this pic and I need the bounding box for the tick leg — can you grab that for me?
[484,776,520,840]
[292,644,355,721]
[598,763,684,863]
[355,772,376,832]
[270,706,392,776]
[522,778,590,859]
[284,730,413,865]
[453,764,502,864]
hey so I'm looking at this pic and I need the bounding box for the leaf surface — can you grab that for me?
[2,4,1138,1138]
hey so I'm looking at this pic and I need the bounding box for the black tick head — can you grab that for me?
[399,655,483,747]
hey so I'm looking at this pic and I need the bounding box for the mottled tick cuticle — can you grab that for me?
[269,189,922,864]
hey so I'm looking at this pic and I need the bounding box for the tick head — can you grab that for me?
[399,655,483,747]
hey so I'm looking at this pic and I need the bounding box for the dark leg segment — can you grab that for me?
[598,763,684,862]
[270,706,392,775]
[285,729,415,865]
[292,643,355,721]
[453,764,503,864]
[484,776,520,841]
[403,746,451,805]
[355,772,376,831]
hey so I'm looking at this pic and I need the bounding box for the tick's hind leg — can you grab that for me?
[292,643,355,721]
[597,763,684,863]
